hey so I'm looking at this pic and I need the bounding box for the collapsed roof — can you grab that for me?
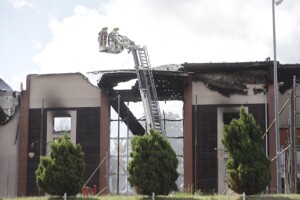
[97,61,300,102]
[95,61,300,135]
[183,61,300,94]
[0,78,13,92]
[0,79,19,125]
[97,64,188,102]
[96,64,187,135]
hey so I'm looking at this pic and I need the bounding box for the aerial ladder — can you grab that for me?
[98,27,163,133]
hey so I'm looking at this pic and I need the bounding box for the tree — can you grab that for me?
[222,107,271,195]
[35,133,85,195]
[127,129,178,195]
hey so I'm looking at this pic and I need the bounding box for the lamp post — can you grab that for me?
[272,0,282,194]
[28,141,40,158]
[28,141,52,158]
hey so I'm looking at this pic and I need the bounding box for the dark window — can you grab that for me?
[223,112,239,125]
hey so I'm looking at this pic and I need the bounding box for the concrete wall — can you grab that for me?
[29,73,101,109]
[192,82,265,105]
[0,109,19,197]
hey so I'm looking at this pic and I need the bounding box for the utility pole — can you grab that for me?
[272,0,282,193]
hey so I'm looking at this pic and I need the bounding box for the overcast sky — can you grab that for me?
[1,0,300,91]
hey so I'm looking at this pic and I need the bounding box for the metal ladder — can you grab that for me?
[133,47,162,131]
[99,27,162,133]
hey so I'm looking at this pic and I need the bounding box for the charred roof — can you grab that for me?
[97,61,300,99]
[0,78,13,92]
[183,61,300,94]
[182,61,273,71]
[97,65,188,102]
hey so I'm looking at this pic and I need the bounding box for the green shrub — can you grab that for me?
[222,107,271,195]
[35,133,85,195]
[127,129,179,195]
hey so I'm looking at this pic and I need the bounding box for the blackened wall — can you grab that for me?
[192,105,218,193]
[27,109,45,195]
[192,104,265,193]
[76,107,100,189]
[27,107,100,195]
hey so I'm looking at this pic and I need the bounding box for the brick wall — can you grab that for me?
[26,107,100,195]
[192,104,265,193]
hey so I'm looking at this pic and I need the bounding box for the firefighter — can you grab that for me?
[98,27,108,49]
[108,27,119,48]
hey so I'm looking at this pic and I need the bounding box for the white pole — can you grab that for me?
[292,76,297,193]
[40,97,44,156]
[117,95,120,195]
[106,151,109,194]
[64,192,67,200]
[272,0,282,193]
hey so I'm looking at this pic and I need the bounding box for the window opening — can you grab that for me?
[108,100,184,194]
[54,115,71,134]
[223,112,239,125]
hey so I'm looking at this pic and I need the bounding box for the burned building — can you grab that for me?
[183,61,300,194]
[17,73,102,195]
[97,61,300,194]
[0,78,20,197]
[11,61,300,196]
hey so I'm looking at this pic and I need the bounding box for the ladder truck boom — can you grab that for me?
[98,27,162,133]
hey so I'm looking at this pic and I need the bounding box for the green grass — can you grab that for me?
[3,194,300,200]
[0,195,238,200]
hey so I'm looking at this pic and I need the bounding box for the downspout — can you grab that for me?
[265,91,269,156]
[15,97,21,196]
[265,90,269,193]
[194,94,198,192]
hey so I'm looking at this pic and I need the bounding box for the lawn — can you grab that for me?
[0,196,238,200]
[3,194,300,200]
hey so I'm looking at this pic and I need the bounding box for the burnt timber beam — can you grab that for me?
[110,93,145,136]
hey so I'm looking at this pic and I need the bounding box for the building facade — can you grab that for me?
[1,61,300,196]
[182,62,300,194]
[17,73,105,195]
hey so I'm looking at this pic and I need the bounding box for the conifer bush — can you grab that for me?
[127,129,178,195]
[35,133,85,195]
[222,107,271,195]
